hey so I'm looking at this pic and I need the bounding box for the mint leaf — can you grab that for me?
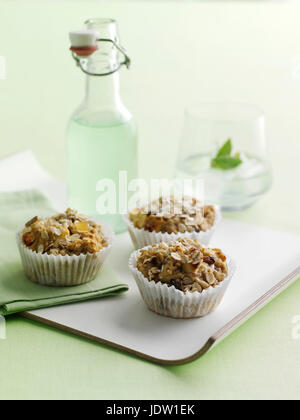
[211,156,242,170]
[211,138,242,170]
[216,139,232,158]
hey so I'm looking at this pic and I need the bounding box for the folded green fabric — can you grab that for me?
[0,190,128,316]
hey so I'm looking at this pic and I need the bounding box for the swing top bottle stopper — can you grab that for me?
[69,29,131,76]
[69,30,100,57]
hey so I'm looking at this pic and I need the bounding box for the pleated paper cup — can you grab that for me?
[123,205,221,250]
[129,245,236,319]
[16,219,114,287]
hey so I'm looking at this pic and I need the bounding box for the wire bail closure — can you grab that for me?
[70,38,131,77]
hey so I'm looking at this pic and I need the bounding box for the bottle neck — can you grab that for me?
[84,72,121,109]
[79,68,131,125]
[74,22,131,125]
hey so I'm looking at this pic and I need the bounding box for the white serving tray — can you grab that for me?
[2,152,300,365]
[23,219,300,365]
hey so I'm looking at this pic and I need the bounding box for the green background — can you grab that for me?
[1,0,300,400]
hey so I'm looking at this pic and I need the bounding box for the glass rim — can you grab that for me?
[85,18,117,26]
[184,102,264,123]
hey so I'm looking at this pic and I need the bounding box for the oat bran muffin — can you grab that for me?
[17,209,113,286]
[124,196,221,249]
[22,208,108,256]
[129,238,236,318]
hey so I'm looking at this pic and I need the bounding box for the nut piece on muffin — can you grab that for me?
[136,238,228,294]
[129,196,216,234]
[18,209,113,287]
[22,208,108,256]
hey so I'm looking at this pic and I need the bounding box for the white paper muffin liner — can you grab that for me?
[123,205,221,250]
[16,219,114,287]
[129,245,236,319]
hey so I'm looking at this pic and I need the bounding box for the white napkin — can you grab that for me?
[0,150,66,210]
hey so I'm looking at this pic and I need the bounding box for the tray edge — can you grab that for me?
[21,265,300,366]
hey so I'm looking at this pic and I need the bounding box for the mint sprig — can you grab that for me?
[211,139,242,170]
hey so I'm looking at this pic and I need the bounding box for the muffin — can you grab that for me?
[17,208,114,286]
[129,238,236,318]
[124,196,221,249]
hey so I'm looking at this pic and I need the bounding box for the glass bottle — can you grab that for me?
[66,18,137,233]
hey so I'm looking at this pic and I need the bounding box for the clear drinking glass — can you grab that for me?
[175,103,273,211]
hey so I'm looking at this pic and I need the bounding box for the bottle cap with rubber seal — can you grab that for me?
[69,30,100,57]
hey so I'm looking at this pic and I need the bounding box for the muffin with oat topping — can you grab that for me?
[129,238,236,318]
[17,209,114,286]
[124,196,221,249]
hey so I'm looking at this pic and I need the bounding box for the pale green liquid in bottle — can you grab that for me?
[67,117,137,233]
[67,19,138,232]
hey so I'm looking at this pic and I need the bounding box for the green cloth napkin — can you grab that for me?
[0,190,128,316]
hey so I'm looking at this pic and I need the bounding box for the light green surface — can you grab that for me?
[1,0,300,400]
[0,190,128,315]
